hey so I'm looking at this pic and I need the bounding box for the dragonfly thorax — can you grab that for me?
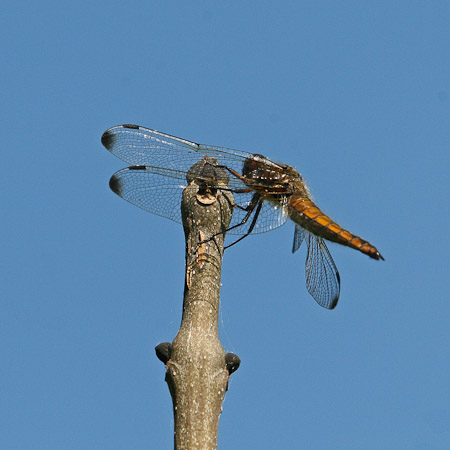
[242,154,306,196]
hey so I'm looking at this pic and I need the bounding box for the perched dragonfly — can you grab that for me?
[102,124,384,309]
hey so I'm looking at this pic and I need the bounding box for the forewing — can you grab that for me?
[101,124,251,174]
[304,232,340,309]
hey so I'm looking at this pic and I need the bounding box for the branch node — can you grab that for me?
[225,352,241,375]
[155,342,172,365]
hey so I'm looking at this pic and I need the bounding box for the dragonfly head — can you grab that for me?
[186,156,230,186]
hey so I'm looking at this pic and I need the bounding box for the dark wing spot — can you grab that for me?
[329,296,339,310]
[101,129,115,149]
[128,165,147,170]
[329,271,340,310]
[109,173,122,195]
[122,124,140,129]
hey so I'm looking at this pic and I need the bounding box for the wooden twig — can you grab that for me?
[156,164,240,449]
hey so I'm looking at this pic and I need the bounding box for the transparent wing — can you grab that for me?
[109,165,289,235]
[297,227,340,309]
[101,124,252,175]
[229,197,289,235]
[109,166,187,223]
[292,224,306,253]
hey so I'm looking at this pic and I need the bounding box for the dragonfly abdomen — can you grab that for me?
[288,195,384,260]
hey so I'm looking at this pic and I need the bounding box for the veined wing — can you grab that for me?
[109,165,190,224]
[101,124,252,175]
[109,165,289,236]
[293,225,340,309]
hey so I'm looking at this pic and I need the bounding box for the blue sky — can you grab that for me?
[1,1,449,448]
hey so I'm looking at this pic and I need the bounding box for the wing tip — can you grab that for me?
[328,269,341,309]
[328,295,339,310]
[101,129,114,149]
[101,124,141,149]
[109,173,122,195]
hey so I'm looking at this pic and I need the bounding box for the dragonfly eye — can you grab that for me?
[186,157,229,185]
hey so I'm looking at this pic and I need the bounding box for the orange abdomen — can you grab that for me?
[288,196,384,260]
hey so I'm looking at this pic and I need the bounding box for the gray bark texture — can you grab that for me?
[161,174,235,450]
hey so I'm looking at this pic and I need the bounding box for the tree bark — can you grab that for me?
[158,164,237,449]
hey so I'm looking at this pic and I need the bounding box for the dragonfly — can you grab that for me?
[102,124,384,309]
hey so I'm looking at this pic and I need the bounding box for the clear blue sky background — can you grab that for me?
[2,1,449,449]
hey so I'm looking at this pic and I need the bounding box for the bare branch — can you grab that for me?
[156,167,238,449]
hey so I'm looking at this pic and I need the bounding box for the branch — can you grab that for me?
[155,160,240,449]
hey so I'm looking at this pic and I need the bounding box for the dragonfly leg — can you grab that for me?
[224,198,264,249]
[198,193,261,249]
[216,186,253,212]
[224,166,245,182]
